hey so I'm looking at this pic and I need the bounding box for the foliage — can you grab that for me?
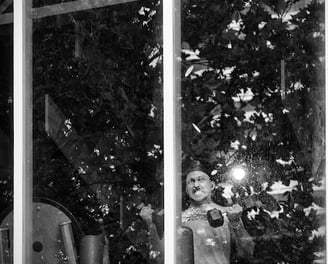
[32,1,163,263]
[181,0,325,263]
[0,0,322,263]
[0,24,13,213]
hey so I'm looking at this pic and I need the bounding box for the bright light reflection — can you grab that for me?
[231,167,246,181]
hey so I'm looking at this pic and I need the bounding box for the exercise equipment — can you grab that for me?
[0,198,82,264]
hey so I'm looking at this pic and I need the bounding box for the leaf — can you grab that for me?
[185,66,194,77]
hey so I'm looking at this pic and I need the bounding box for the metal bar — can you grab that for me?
[0,228,10,264]
[163,0,176,263]
[325,0,328,243]
[13,0,33,264]
[33,0,139,19]
[59,222,78,264]
[0,0,139,25]
[174,0,182,226]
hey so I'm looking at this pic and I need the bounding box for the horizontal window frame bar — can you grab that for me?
[0,0,139,25]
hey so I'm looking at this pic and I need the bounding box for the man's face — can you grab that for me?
[185,170,213,204]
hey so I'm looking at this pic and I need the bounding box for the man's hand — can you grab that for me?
[226,204,243,215]
[140,205,154,226]
[226,204,243,227]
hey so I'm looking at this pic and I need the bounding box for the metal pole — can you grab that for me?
[0,228,10,264]
[59,222,78,264]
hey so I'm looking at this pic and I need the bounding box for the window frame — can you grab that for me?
[10,0,328,264]
[13,0,33,263]
[163,0,177,263]
[13,0,178,264]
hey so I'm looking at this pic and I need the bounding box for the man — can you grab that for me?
[182,164,254,264]
[140,163,254,264]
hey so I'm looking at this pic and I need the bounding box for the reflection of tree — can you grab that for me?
[181,0,324,263]
[0,0,323,262]
[33,1,163,262]
[0,25,13,213]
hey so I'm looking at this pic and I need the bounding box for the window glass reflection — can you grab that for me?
[180,0,325,263]
[0,22,13,263]
[0,23,13,213]
[32,1,163,263]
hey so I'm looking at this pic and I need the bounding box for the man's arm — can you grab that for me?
[140,206,164,263]
[224,204,254,259]
[229,216,255,259]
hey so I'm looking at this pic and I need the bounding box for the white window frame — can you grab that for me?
[163,0,177,263]
[325,0,328,241]
[14,0,33,263]
[13,0,178,264]
[11,0,328,263]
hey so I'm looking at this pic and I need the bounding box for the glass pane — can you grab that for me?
[0,12,13,264]
[32,1,163,263]
[179,0,325,263]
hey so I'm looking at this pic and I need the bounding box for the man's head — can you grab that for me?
[185,169,214,205]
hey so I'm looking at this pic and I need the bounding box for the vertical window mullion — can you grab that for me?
[13,0,33,263]
[163,0,176,263]
[324,0,328,226]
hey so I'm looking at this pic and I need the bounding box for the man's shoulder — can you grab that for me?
[182,206,207,222]
[201,202,228,212]
[181,203,228,222]
[182,203,227,212]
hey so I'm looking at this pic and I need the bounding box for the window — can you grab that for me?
[5,0,165,263]
[0,0,325,264]
[0,10,13,264]
[178,1,325,264]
